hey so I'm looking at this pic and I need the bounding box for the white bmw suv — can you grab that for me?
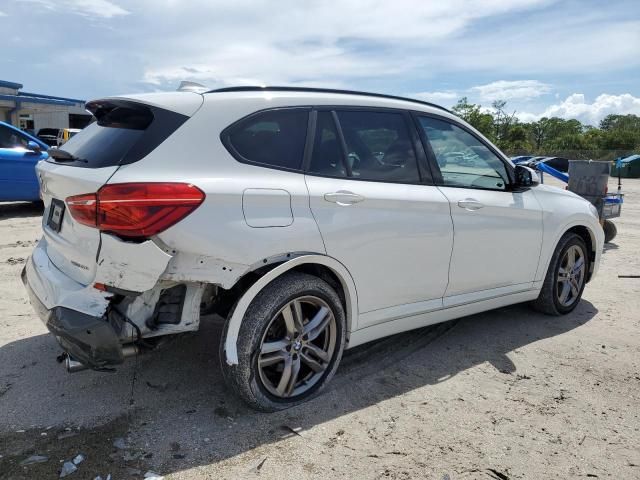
[23,87,603,411]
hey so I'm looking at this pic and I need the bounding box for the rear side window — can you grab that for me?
[49,100,188,168]
[225,109,309,170]
[309,110,420,183]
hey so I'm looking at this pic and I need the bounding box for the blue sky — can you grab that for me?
[1,0,639,124]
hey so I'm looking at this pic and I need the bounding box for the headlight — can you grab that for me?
[588,203,599,218]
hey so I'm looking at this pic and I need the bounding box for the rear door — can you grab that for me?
[415,115,543,306]
[37,98,196,285]
[305,109,453,326]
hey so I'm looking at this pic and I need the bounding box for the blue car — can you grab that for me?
[0,121,49,201]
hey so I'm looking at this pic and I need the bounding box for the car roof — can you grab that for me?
[204,86,452,114]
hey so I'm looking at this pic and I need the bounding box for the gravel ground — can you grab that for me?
[0,178,638,480]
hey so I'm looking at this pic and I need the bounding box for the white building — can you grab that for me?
[0,79,91,133]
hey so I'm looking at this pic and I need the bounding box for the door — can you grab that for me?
[305,109,453,326]
[0,125,45,201]
[416,115,543,306]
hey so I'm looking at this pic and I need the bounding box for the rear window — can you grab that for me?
[47,100,188,168]
[224,109,309,170]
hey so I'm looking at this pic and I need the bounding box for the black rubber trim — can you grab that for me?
[206,86,451,114]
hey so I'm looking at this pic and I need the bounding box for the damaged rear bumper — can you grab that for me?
[22,241,125,370]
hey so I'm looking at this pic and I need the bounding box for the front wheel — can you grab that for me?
[220,272,346,411]
[531,233,588,316]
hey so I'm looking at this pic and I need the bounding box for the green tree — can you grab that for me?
[451,97,495,140]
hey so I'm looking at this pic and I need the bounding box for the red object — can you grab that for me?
[93,282,107,291]
[66,183,205,238]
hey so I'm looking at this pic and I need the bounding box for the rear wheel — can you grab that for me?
[531,233,588,316]
[220,272,346,411]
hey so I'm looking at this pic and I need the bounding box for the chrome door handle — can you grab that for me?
[324,191,365,206]
[457,199,484,210]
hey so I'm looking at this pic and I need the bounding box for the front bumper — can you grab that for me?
[22,243,125,370]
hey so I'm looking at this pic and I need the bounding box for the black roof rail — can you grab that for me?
[205,86,451,113]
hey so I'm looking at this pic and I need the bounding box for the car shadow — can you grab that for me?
[0,202,43,220]
[0,300,598,477]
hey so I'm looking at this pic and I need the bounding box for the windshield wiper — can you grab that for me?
[48,149,88,163]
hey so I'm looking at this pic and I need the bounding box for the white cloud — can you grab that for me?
[518,93,640,125]
[0,10,7,16]
[409,80,553,106]
[18,0,128,18]
[410,91,459,104]
[128,0,555,88]
[470,80,553,102]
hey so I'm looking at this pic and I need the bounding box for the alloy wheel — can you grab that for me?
[556,245,586,307]
[257,296,337,398]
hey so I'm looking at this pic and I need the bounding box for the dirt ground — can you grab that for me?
[0,178,639,480]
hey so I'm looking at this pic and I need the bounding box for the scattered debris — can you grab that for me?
[170,441,180,452]
[144,471,164,479]
[281,425,303,437]
[19,455,48,466]
[7,257,25,265]
[172,453,186,459]
[72,454,85,465]
[0,383,12,397]
[251,457,267,473]
[145,380,169,392]
[486,468,510,480]
[113,437,127,450]
[58,431,78,440]
[59,461,78,478]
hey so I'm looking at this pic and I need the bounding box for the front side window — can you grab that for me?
[227,109,309,170]
[309,110,420,183]
[0,126,29,149]
[418,116,509,190]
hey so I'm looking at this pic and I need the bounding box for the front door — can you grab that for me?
[416,115,543,306]
[305,109,453,327]
[0,125,44,201]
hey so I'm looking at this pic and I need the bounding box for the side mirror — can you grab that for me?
[26,141,43,154]
[515,164,540,188]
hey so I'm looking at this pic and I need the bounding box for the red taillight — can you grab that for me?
[66,193,98,227]
[66,183,205,239]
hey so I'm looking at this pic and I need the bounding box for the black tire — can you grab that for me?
[531,233,589,316]
[603,220,617,243]
[220,272,346,411]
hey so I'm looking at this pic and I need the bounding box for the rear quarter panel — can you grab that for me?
[105,95,327,283]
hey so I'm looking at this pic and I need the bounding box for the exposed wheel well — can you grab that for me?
[565,225,595,281]
[288,263,348,314]
[203,261,349,323]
